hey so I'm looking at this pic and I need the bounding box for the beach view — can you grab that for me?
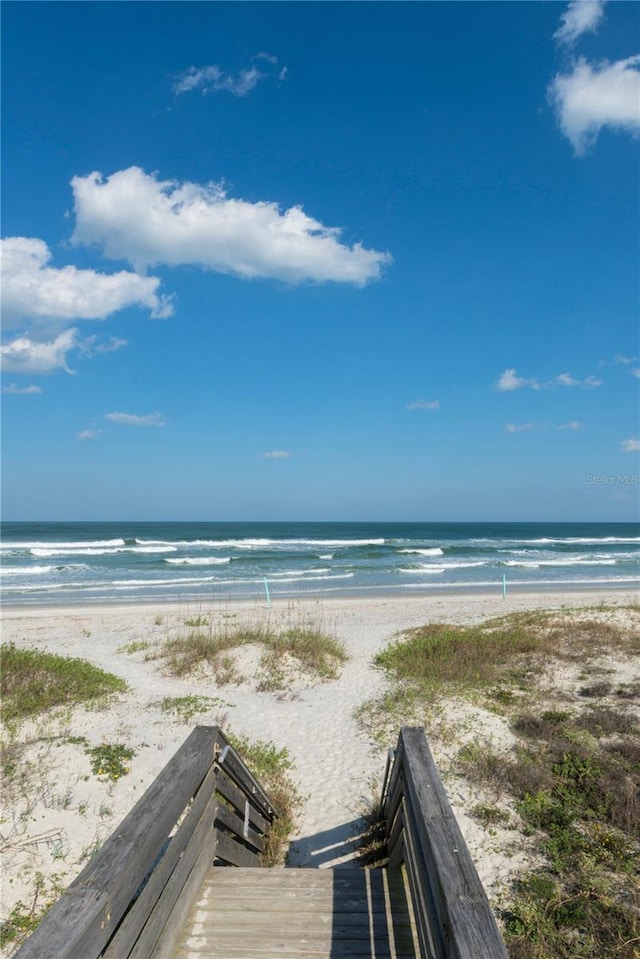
[1,1,639,956]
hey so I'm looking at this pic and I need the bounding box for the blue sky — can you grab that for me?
[1,0,638,522]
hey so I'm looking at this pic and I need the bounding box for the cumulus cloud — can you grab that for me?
[0,237,172,327]
[105,411,165,427]
[77,428,101,440]
[406,399,439,411]
[621,437,640,452]
[0,329,78,374]
[496,368,601,391]
[173,54,284,97]
[71,167,391,286]
[1,383,42,394]
[549,56,640,154]
[496,368,536,391]
[554,1,606,46]
[260,450,291,459]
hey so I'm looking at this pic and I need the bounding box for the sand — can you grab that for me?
[1,588,638,948]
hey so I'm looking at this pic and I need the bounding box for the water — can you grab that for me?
[1,520,638,606]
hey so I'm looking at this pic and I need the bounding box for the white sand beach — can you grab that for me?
[1,589,638,951]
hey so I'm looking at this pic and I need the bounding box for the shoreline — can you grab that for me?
[2,580,639,616]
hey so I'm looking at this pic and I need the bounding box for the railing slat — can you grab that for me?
[15,726,221,959]
[215,768,270,834]
[214,830,262,867]
[384,727,509,959]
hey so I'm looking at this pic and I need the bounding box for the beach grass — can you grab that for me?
[1,644,128,725]
[225,733,303,866]
[357,607,640,958]
[156,616,348,691]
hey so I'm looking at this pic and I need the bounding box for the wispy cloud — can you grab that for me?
[260,450,291,459]
[0,329,78,374]
[621,437,640,452]
[105,411,165,428]
[77,428,101,440]
[506,420,584,433]
[79,336,128,357]
[0,237,172,326]
[173,53,285,97]
[1,383,42,395]
[71,167,391,287]
[505,422,540,433]
[554,1,607,47]
[631,369,640,379]
[496,368,601,391]
[406,399,439,411]
[549,55,640,155]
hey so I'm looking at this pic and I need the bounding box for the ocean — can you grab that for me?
[1,520,638,607]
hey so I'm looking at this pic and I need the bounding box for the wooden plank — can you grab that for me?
[123,790,218,959]
[103,766,220,959]
[214,830,262,867]
[215,768,269,834]
[399,727,509,959]
[215,800,265,854]
[14,726,221,959]
[217,745,279,819]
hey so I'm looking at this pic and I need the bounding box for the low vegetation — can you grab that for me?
[155,615,348,693]
[225,733,303,866]
[157,694,228,723]
[357,607,640,959]
[1,644,127,725]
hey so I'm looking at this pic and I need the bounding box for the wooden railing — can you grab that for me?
[382,727,509,959]
[15,725,278,959]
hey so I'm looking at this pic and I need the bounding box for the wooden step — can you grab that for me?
[173,867,419,959]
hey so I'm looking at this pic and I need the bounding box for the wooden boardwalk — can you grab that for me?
[173,866,419,959]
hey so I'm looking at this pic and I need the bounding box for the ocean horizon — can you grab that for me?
[1,520,639,607]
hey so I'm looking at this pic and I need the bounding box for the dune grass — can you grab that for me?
[1,644,128,725]
[156,617,348,691]
[358,607,640,959]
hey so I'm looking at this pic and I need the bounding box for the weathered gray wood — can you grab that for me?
[214,829,262,867]
[384,727,509,959]
[174,867,418,959]
[215,767,270,834]
[15,726,221,959]
[215,798,265,854]
[103,765,220,958]
[218,747,279,819]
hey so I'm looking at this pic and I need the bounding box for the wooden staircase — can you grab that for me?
[174,866,419,959]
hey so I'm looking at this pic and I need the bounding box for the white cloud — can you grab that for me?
[80,335,128,357]
[631,369,640,378]
[621,437,640,452]
[496,369,540,391]
[505,423,540,433]
[496,367,601,391]
[71,167,391,286]
[0,237,172,326]
[406,399,439,410]
[0,329,78,374]
[77,428,101,440]
[549,56,640,154]
[1,383,42,394]
[173,53,284,97]
[555,372,601,388]
[260,450,291,459]
[105,411,165,428]
[554,1,606,46]
[558,420,584,430]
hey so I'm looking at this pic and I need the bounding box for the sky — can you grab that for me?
[1,0,639,522]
